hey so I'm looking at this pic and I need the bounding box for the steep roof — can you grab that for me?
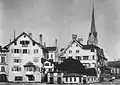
[107,61,120,68]
[0,46,9,52]
[3,32,45,49]
[58,38,100,57]
[24,61,36,67]
[63,73,81,77]
[86,68,97,76]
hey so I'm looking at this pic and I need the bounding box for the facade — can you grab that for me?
[43,60,54,74]
[57,5,107,83]
[43,46,57,74]
[47,71,63,84]
[3,32,46,82]
[63,73,81,84]
[0,46,9,82]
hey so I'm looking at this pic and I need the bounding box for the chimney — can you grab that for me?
[10,39,11,43]
[39,34,42,45]
[29,33,32,38]
[55,38,57,47]
[44,42,46,47]
[78,38,83,43]
[72,34,77,39]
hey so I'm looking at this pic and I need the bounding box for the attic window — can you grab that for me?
[33,42,35,46]
[24,35,26,38]
[14,41,17,45]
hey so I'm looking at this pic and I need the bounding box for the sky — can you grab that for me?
[0,0,120,60]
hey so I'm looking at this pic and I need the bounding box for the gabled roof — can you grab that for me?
[63,73,81,77]
[46,47,57,52]
[3,32,45,49]
[58,39,83,57]
[0,46,9,52]
[86,68,97,76]
[58,38,100,57]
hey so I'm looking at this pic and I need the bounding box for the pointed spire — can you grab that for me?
[91,0,96,33]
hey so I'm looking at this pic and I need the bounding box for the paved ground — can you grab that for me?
[1,80,120,85]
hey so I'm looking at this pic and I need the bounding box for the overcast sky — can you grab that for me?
[0,0,120,60]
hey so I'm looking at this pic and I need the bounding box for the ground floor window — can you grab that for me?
[15,76,23,81]
[28,75,35,81]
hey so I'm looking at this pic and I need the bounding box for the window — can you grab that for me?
[26,67,33,71]
[12,66,21,72]
[74,77,76,82]
[66,77,68,82]
[1,66,5,72]
[1,57,5,63]
[83,56,89,60]
[92,55,95,60]
[33,42,35,46]
[70,77,72,82]
[76,50,79,53]
[20,40,30,47]
[76,44,78,47]
[34,49,38,53]
[45,63,49,66]
[14,49,20,53]
[50,73,53,76]
[49,68,52,72]
[51,54,53,59]
[69,50,72,53]
[76,56,81,60]
[50,63,52,66]
[23,49,28,54]
[15,76,23,81]
[14,59,21,63]
[14,41,17,45]
[91,48,94,52]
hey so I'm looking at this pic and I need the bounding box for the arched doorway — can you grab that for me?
[0,74,8,82]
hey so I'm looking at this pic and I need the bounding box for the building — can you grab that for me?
[57,3,107,83]
[63,73,81,84]
[107,61,120,79]
[3,32,46,82]
[0,46,9,82]
[47,71,63,84]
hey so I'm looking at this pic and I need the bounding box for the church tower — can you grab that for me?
[87,0,98,46]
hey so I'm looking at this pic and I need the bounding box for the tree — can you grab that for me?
[55,57,86,74]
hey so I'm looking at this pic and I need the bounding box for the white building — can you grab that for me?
[0,46,9,82]
[3,32,46,82]
[57,5,107,83]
